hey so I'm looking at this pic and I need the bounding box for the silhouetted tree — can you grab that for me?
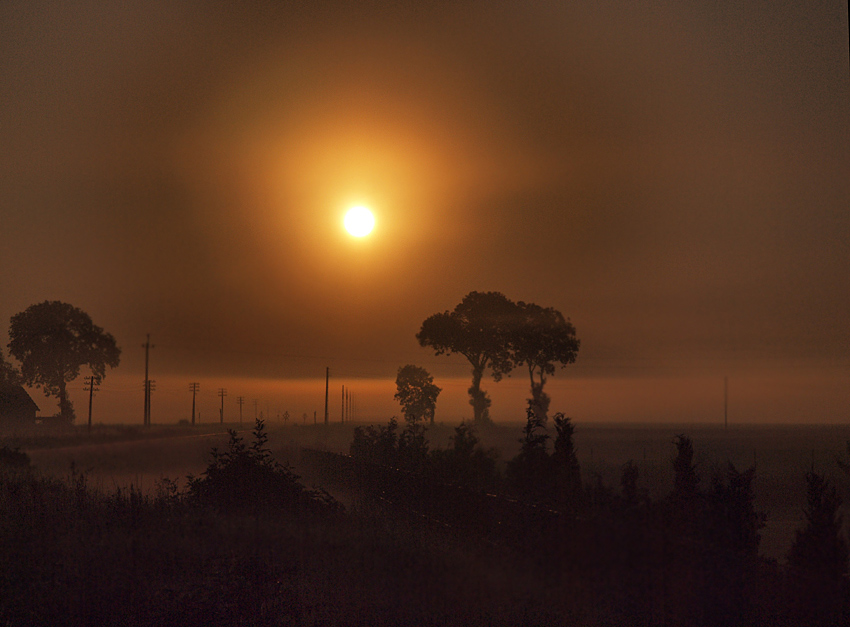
[702,463,766,625]
[707,464,764,559]
[786,471,849,625]
[8,301,121,422]
[431,421,498,490]
[551,412,581,505]
[620,460,640,505]
[509,302,579,424]
[417,291,516,425]
[450,421,478,459]
[507,404,551,500]
[350,418,399,466]
[671,434,700,502]
[394,364,441,426]
[664,434,703,622]
[398,420,429,471]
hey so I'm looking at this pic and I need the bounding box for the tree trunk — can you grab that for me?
[528,366,550,425]
[468,365,491,425]
[57,379,75,423]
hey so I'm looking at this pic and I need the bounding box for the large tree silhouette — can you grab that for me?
[510,301,579,424]
[8,301,121,422]
[417,291,516,425]
[394,364,441,425]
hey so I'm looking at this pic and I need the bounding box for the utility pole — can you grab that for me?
[341,385,345,424]
[83,375,100,433]
[236,396,245,423]
[347,388,351,423]
[324,367,329,425]
[253,398,259,422]
[724,376,728,429]
[189,382,200,426]
[143,379,156,425]
[142,334,154,426]
[218,388,227,423]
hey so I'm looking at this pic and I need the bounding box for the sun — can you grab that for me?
[343,206,375,237]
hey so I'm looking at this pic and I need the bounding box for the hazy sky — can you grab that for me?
[2,1,848,423]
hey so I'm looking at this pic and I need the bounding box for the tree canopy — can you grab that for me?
[417,291,579,425]
[8,301,121,421]
[394,364,441,425]
[417,291,517,425]
[0,349,20,386]
[509,301,579,424]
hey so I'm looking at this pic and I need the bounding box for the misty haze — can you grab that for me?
[1,1,848,625]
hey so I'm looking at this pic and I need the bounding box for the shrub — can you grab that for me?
[350,418,399,466]
[187,419,339,516]
[0,446,30,469]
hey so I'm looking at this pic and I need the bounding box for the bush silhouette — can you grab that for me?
[786,471,849,625]
[188,419,337,515]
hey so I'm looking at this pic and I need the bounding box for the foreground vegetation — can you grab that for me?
[337,411,850,626]
[0,421,579,626]
[3,416,849,626]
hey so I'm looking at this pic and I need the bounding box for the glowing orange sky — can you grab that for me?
[1,1,848,423]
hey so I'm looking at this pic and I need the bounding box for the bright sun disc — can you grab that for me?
[344,206,375,237]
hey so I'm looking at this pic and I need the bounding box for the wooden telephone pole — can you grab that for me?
[83,375,100,433]
[236,396,245,423]
[189,382,200,425]
[142,334,154,426]
[218,388,227,423]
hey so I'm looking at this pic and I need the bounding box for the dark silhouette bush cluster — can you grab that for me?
[342,419,850,625]
[506,406,582,508]
[0,445,29,469]
[187,419,339,516]
[351,418,498,491]
[785,470,849,625]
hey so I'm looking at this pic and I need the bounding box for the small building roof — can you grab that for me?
[0,383,40,414]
